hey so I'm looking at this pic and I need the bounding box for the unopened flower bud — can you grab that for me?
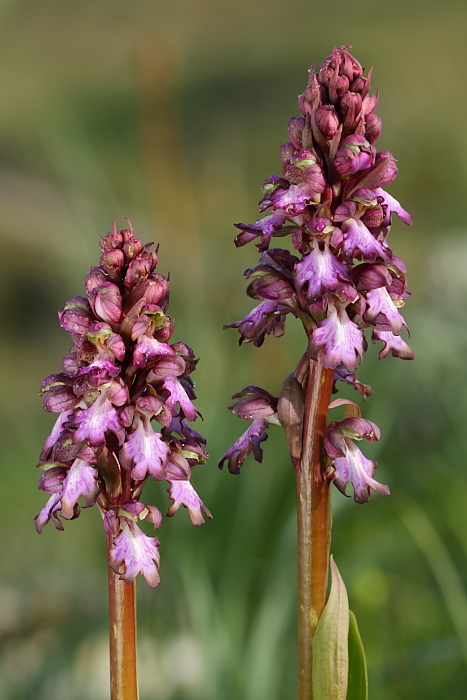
[101,248,125,279]
[365,114,382,144]
[89,282,122,325]
[85,267,107,295]
[315,105,340,140]
[99,221,123,251]
[125,257,152,291]
[287,117,305,148]
[354,263,392,291]
[246,266,297,304]
[123,236,143,262]
[340,92,362,127]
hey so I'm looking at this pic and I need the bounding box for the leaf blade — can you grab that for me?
[347,610,368,700]
[312,556,349,700]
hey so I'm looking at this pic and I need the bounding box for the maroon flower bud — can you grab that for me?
[280,142,295,166]
[354,263,392,291]
[120,228,133,244]
[147,355,186,381]
[360,205,384,228]
[362,93,378,116]
[89,282,122,325]
[58,297,93,336]
[125,257,152,291]
[101,248,125,279]
[85,267,107,295]
[41,374,78,413]
[315,105,340,140]
[229,386,278,420]
[375,151,398,186]
[125,274,169,311]
[340,92,362,128]
[246,265,297,304]
[287,117,305,149]
[62,352,79,376]
[130,314,151,340]
[99,221,123,251]
[122,236,143,262]
[365,114,382,144]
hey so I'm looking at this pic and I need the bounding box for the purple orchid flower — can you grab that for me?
[37,221,211,586]
[324,409,389,503]
[222,46,414,510]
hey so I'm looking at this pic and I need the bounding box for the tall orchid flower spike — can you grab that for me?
[37,220,211,700]
[219,47,414,700]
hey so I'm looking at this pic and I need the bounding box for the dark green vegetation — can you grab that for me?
[1,1,467,697]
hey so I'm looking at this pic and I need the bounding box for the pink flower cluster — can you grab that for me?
[37,221,211,586]
[221,47,414,502]
[229,46,413,371]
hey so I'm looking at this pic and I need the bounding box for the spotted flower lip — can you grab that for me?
[36,221,210,587]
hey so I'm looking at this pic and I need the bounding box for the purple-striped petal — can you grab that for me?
[364,287,406,335]
[35,495,63,533]
[218,418,269,474]
[120,413,169,481]
[60,459,99,519]
[39,410,73,463]
[375,188,412,226]
[294,239,350,301]
[332,438,389,503]
[309,301,366,371]
[372,329,415,360]
[340,217,390,263]
[109,518,160,587]
[133,336,175,368]
[167,480,212,526]
[73,390,123,447]
[162,377,198,421]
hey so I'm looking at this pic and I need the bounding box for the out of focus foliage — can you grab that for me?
[1,0,467,698]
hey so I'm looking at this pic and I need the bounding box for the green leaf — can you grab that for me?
[312,556,349,700]
[347,611,368,700]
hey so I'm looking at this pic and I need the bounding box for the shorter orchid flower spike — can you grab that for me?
[37,221,211,587]
[324,404,389,503]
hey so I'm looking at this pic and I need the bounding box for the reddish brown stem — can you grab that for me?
[107,536,139,700]
[295,359,335,700]
[107,467,139,700]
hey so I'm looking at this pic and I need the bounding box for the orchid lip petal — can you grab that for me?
[120,413,169,481]
[109,518,161,587]
[332,438,389,503]
[167,479,212,526]
[308,301,366,371]
[60,459,99,519]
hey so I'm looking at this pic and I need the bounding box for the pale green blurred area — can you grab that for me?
[1,0,467,697]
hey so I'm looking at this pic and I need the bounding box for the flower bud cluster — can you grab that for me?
[37,221,211,587]
[221,47,413,502]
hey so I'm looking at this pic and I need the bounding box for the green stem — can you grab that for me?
[295,359,335,700]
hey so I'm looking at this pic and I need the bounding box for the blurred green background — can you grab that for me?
[1,0,466,698]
